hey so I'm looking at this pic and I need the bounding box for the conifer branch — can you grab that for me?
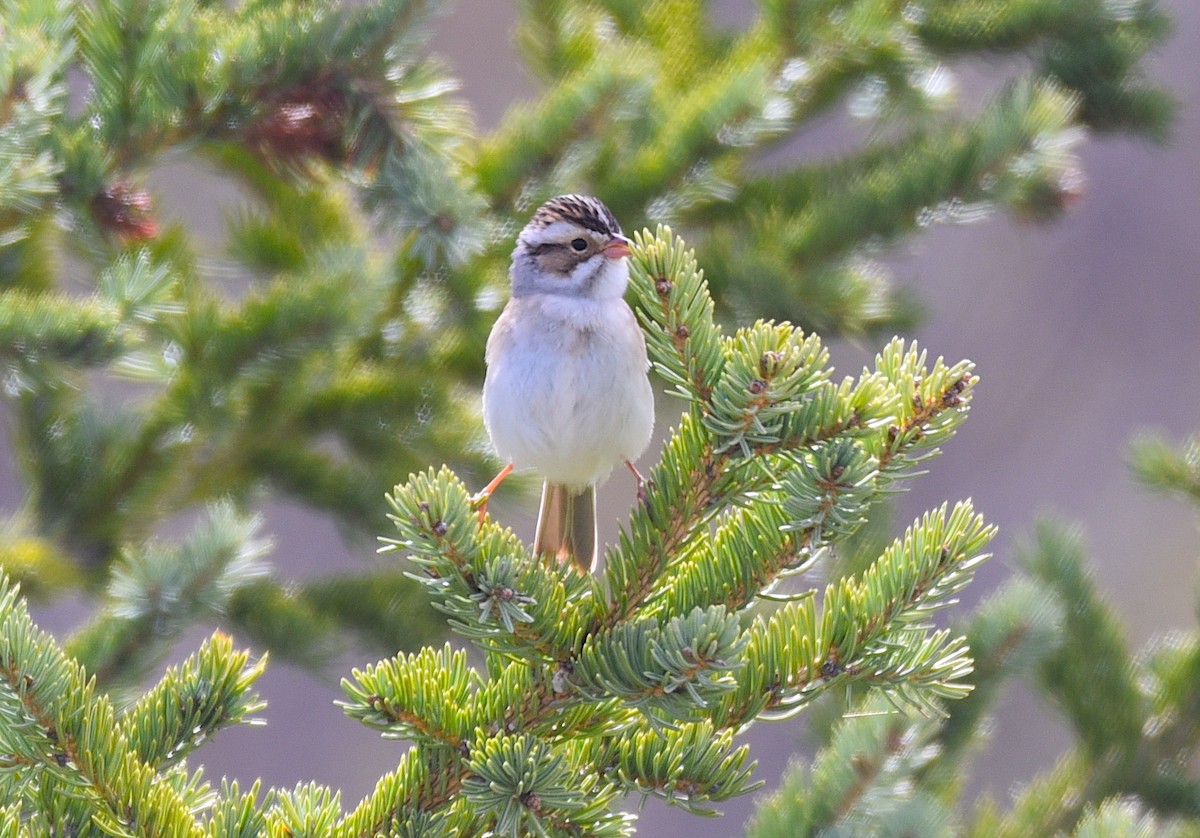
[746,694,949,838]
[206,778,266,838]
[66,502,272,684]
[582,721,759,815]
[1021,523,1143,759]
[228,570,439,669]
[0,291,126,369]
[333,747,468,837]
[0,572,261,837]
[266,781,346,837]
[1130,432,1200,505]
[604,230,977,628]
[705,80,1083,282]
[474,53,651,204]
[120,633,266,770]
[382,467,602,662]
[921,577,1064,786]
[919,0,1173,138]
[966,522,1200,833]
[0,514,78,602]
[350,230,991,831]
[341,644,475,750]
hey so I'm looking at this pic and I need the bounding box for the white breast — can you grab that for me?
[483,294,654,490]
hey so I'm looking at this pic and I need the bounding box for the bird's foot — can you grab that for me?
[625,460,650,507]
[472,463,513,524]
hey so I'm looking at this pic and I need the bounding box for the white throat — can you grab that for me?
[575,255,629,301]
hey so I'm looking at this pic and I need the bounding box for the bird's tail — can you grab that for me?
[533,482,596,573]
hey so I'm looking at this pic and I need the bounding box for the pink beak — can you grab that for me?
[603,235,632,259]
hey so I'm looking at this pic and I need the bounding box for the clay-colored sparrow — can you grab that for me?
[478,195,654,573]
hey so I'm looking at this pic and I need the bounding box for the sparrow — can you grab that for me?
[477,195,654,573]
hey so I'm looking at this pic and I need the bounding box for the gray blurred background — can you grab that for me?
[8,1,1200,833]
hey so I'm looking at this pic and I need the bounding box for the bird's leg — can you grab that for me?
[471,462,513,523]
[625,459,649,506]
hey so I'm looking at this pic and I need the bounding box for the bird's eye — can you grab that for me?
[570,238,588,252]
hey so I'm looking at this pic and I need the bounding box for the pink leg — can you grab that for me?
[625,459,648,506]
[472,462,513,522]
